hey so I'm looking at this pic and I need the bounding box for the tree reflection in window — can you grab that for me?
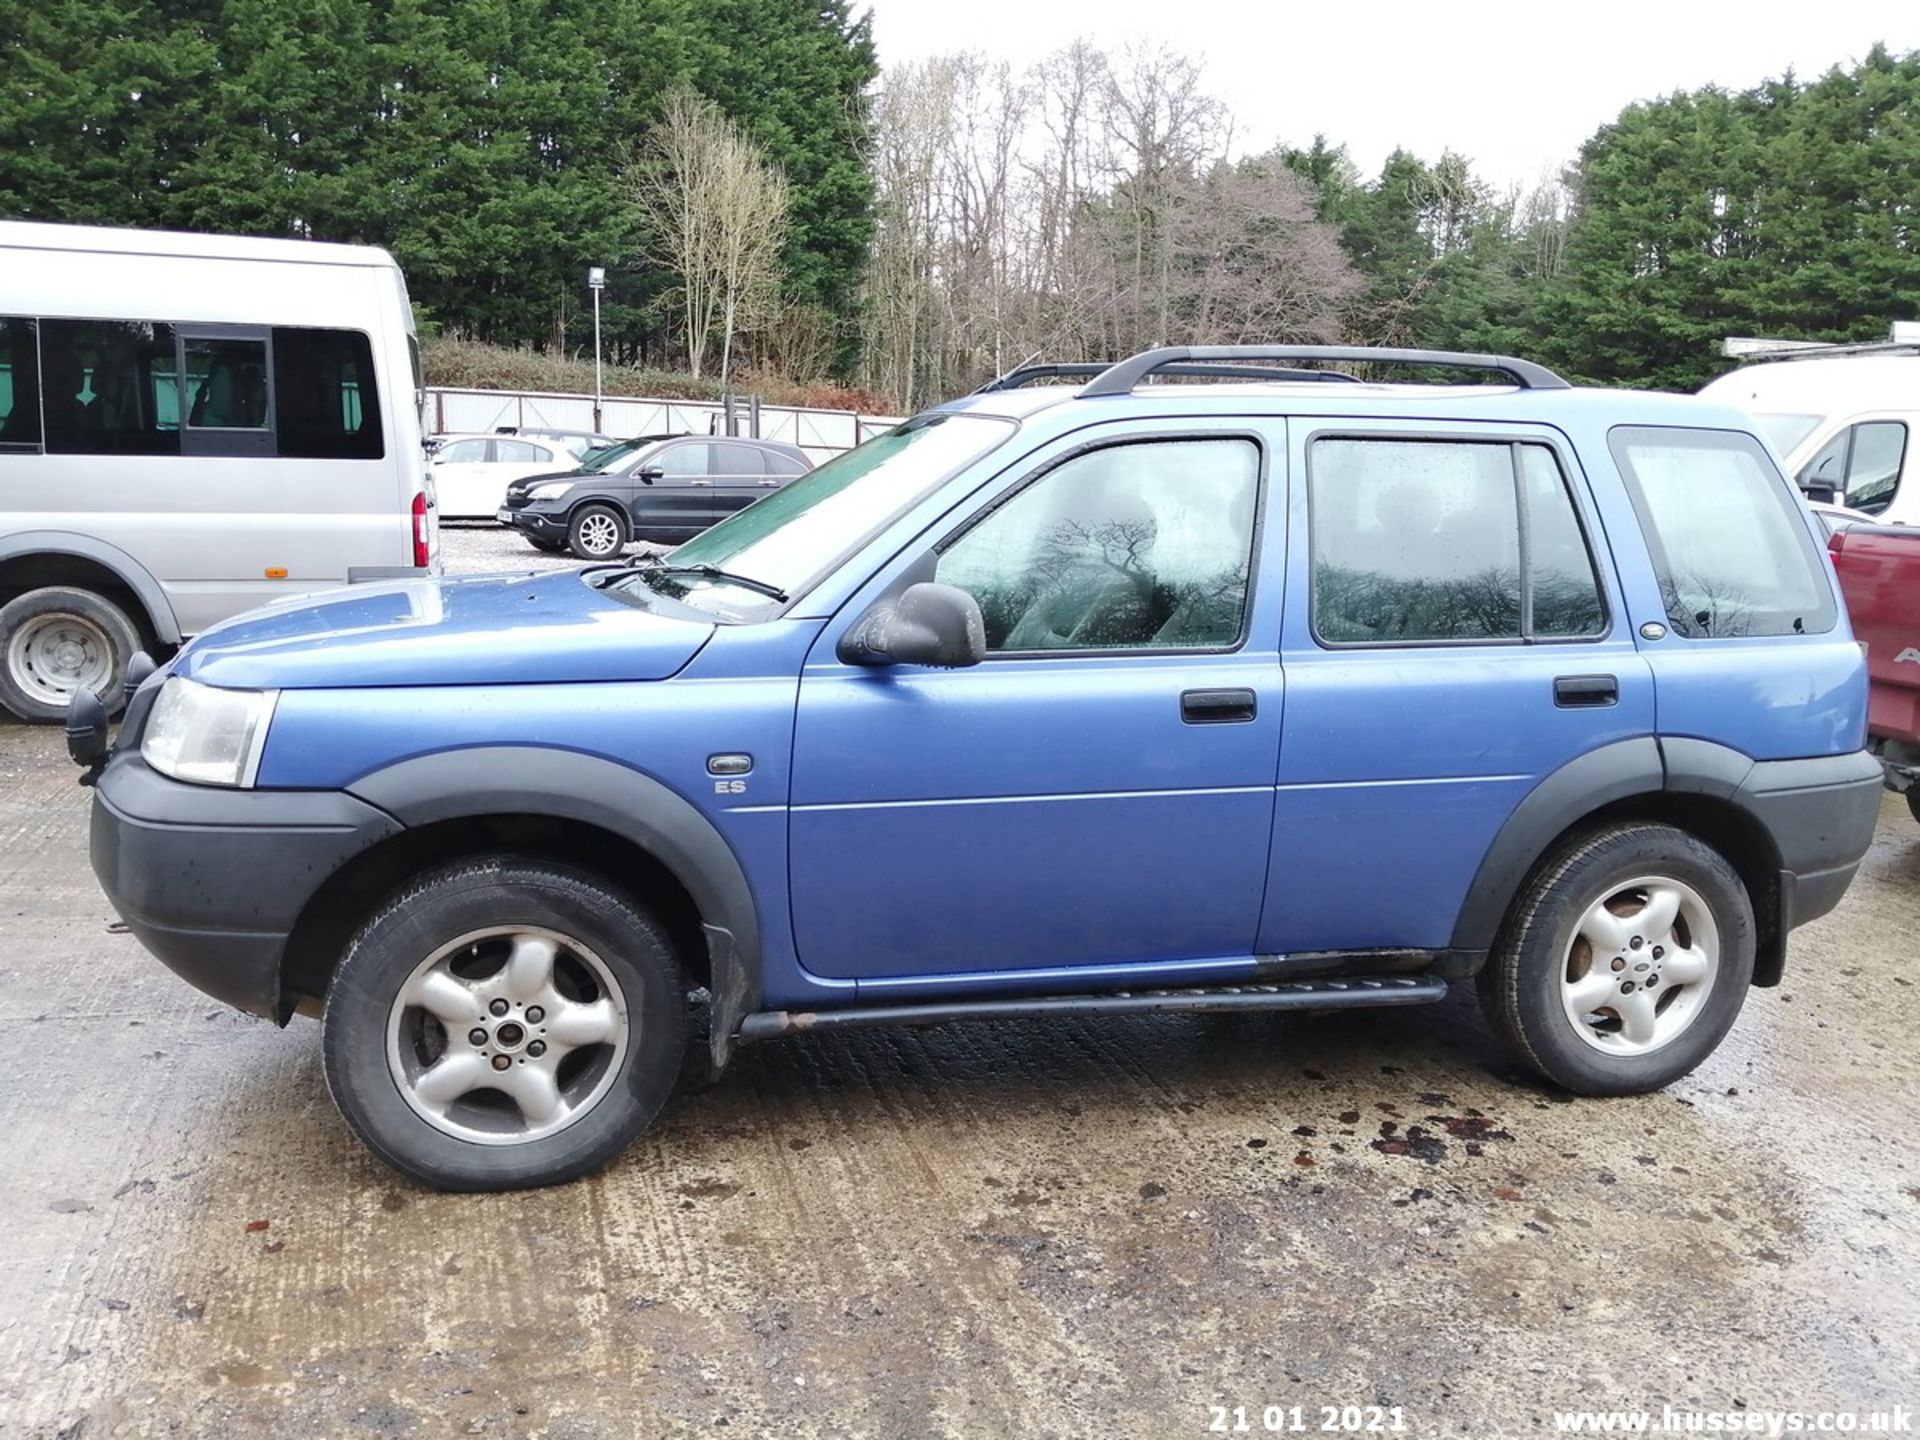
[1310,438,1605,645]
[937,439,1259,652]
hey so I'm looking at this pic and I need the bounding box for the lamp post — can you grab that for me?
[587,266,606,432]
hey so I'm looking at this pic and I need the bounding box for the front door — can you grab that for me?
[634,440,713,537]
[790,425,1285,986]
[1260,423,1656,954]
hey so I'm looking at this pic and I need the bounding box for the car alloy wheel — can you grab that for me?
[385,925,630,1144]
[1559,874,1719,1057]
[574,511,622,558]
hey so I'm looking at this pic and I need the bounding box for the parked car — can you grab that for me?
[495,426,616,460]
[498,434,812,559]
[0,220,435,722]
[1826,520,1920,822]
[73,344,1883,1191]
[430,432,581,520]
[1700,349,1917,521]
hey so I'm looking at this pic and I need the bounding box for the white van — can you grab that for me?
[0,221,438,720]
[1699,350,1918,523]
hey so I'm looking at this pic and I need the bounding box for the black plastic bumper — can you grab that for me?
[90,756,401,1022]
[1739,748,1884,932]
[499,505,566,536]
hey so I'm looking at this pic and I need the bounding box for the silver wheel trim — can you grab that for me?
[6,612,116,708]
[1560,873,1720,1057]
[577,513,620,555]
[385,925,631,1146]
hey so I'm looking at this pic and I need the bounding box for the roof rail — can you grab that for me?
[1077,345,1571,396]
[976,360,1360,392]
[1725,339,1920,365]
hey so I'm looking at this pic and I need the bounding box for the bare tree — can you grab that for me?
[627,91,790,382]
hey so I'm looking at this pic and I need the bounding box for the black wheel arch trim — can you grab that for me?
[344,747,761,1071]
[1452,735,1880,984]
[1450,737,1664,954]
[0,531,183,644]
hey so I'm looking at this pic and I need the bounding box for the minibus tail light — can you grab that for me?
[412,491,431,568]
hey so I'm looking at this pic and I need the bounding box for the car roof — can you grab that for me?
[936,378,1759,434]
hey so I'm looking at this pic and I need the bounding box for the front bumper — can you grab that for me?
[497,502,568,537]
[90,755,401,1021]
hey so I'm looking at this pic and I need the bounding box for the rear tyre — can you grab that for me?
[321,857,685,1191]
[567,504,627,561]
[0,586,139,723]
[1906,788,1920,827]
[1478,822,1754,1096]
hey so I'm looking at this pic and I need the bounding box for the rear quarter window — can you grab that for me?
[1608,426,1836,638]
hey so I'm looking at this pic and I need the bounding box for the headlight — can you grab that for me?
[528,481,575,501]
[142,678,278,787]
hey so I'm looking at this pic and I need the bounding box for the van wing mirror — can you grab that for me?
[1799,479,1839,505]
[837,583,987,669]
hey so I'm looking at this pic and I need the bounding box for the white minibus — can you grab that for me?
[0,221,438,720]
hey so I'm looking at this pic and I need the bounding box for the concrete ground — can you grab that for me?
[2,543,1916,1436]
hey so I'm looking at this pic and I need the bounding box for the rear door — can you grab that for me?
[1260,421,1655,955]
[430,438,494,518]
[708,441,777,521]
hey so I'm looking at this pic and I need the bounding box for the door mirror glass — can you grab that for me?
[838,582,986,669]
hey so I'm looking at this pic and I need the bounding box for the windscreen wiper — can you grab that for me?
[587,558,787,603]
[650,563,789,602]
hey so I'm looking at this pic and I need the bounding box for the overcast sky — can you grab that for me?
[861,1,1920,187]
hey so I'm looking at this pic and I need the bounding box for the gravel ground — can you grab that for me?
[435,518,667,576]
[2,701,1917,1435]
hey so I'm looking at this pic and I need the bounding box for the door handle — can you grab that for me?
[1181,688,1257,724]
[687,479,712,487]
[1554,674,1618,708]
[756,479,780,487]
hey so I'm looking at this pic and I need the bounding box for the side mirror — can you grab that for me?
[636,465,663,485]
[838,582,986,669]
[1800,481,1838,505]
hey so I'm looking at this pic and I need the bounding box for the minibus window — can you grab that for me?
[184,338,270,430]
[41,320,180,456]
[0,317,41,449]
[272,328,383,460]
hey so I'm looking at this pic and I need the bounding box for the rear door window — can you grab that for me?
[712,443,768,476]
[1611,426,1836,638]
[1308,437,1606,645]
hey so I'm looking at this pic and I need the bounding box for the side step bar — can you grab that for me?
[737,974,1450,1043]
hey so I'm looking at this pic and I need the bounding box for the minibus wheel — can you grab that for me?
[0,586,139,724]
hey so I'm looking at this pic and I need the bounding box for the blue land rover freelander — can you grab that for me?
[70,346,1884,1191]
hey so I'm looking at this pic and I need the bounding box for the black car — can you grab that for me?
[497,436,814,559]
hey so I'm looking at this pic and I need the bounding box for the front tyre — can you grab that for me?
[1478,822,1755,1096]
[567,503,627,561]
[0,585,139,723]
[321,858,685,1191]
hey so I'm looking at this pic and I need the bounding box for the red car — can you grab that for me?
[1828,521,1920,822]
